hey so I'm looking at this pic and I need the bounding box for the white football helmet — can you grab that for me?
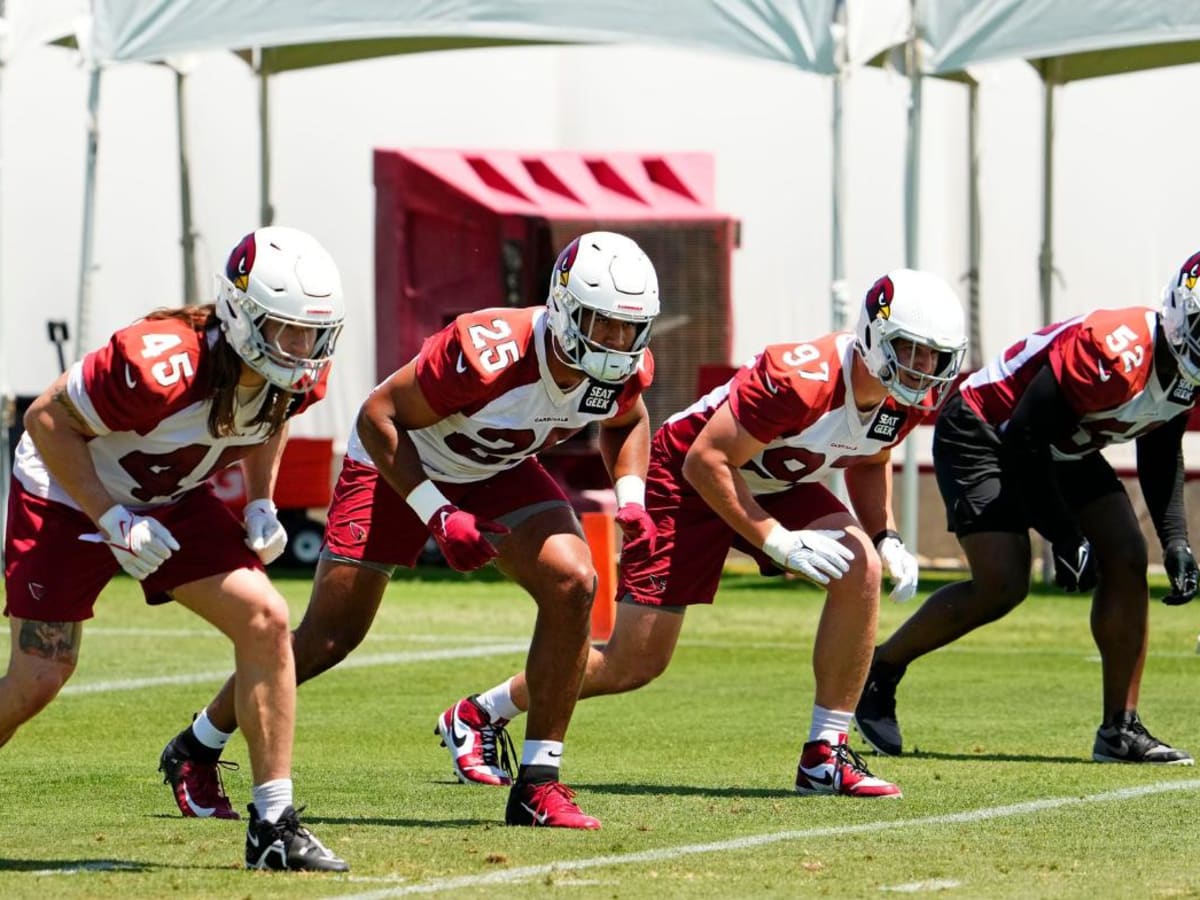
[215,226,344,393]
[1161,250,1200,384]
[855,268,967,407]
[546,232,659,383]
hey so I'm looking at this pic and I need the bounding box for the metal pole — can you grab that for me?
[967,80,982,370]
[175,67,199,305]
[1038,68,1057,327]
[1037,63,1060,584]
[256,50,274,226]
[827,1,850,504]
[901,19,923,552]
[74,65,102,362]
[830,0,849,332]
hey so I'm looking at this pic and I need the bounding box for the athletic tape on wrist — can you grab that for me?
[406,479,452,524]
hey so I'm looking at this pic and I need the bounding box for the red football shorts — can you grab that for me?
[5,479,262,621]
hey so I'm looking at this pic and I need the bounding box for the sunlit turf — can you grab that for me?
[0,566,1198,898]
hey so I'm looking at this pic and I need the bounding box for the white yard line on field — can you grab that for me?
[58,642,529,695]
[85,628,529,643]
[323,779,1200,900]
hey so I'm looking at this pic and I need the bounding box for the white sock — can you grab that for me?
[808,705,852,746]
[251,778,294,824]
[191,708,234,751]
[476,678,523,722]
[521,740,564,769]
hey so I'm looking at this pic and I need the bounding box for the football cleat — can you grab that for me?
[795,739,903,798]
[159,733,240,819]
[245,803,348,872]
[435,695,515,786]
[505,780,601,829]
[1092,711,1195,765]
[854,659,906,756]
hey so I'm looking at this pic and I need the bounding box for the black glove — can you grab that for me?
[1052,538,1097,593]
[1163,542,1199,606]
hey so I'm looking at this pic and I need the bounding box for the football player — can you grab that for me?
[3,227,348,871]
[159,232,660,829]
[855,251,1200,767]
[441,269,968,799]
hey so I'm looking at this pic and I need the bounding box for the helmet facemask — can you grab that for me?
[217,275,342,392]
[215,227,345,393]
[548,284,654,383]
[871,328,965,408]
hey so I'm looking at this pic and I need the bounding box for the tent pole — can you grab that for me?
[74,64,102,362]
[901,14,923,553]
[175,67,199,305]
[827,1,850,504]
[967,79,982,369]
[257,51,274,226]
[830,0,848,332]
[1036,62,1060,584]
[1039,70,1056,327]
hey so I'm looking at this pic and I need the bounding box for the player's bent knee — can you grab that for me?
[238,595,292,652]
[295,633,359,682]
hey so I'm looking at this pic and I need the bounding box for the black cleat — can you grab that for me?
[1093,711,1194,765]
[245,804,348,872]
[854,659,906,756]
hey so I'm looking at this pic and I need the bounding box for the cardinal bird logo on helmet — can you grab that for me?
[226,232,257,291]
[1179,251,1200,292]
[865,275,895,322]
[556,238,581,288]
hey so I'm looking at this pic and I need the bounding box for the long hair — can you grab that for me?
[142,305,294,438]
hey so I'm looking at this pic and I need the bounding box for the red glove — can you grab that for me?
[428,504,509,572]
[615,502,657,564]
[407,479,509,572]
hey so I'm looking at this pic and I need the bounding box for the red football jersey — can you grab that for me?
[14,317,325,509]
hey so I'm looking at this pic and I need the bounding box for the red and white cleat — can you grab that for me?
[434,695,515,786]
[794,739,902,798]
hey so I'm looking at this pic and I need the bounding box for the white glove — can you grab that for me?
[80,504,180,581]
[244,498,288,565]
[762,525,854,585]
[877,535,919,603]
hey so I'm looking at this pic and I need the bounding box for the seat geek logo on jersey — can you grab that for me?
[869,409,907,442]
[579,381,620,415]
[1171,379,1196,405]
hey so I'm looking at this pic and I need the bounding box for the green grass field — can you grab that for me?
[1,567,1198,899]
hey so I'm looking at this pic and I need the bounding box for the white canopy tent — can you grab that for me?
[919,0,1200,325]
[86,0,908,331]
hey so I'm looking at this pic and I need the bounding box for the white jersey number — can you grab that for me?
[139,332,195,387]
[468,320,520,373]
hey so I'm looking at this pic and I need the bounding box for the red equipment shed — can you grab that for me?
[373,148,739,432]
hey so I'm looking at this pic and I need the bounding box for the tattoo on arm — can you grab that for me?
[52,389,90,431]
[18,620,82,664]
